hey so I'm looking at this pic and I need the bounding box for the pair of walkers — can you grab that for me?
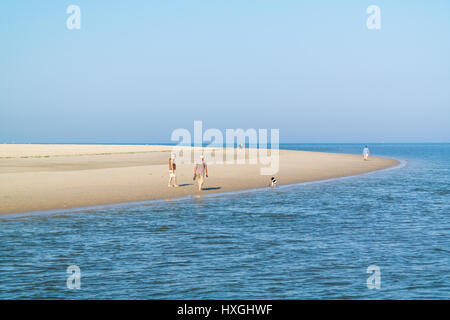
[168,154,208,191]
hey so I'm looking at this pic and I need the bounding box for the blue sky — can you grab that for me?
[1,0,449,143]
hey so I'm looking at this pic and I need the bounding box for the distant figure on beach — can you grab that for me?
[362,145,370,161]
[168,154,178,187]
[193,155,208,191]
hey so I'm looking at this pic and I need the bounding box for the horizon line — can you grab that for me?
[1,142,450,145]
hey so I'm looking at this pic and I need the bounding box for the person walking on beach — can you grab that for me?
[168,154,178,187]
[362,145,370,161]
[193,155,208,191]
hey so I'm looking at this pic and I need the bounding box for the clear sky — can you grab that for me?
[1,0,449,143]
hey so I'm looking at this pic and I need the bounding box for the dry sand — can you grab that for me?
[0,144,399,215]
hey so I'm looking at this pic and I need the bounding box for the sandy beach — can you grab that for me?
[0,144,399,215]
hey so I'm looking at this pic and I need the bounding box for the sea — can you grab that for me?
[0,143,448,299]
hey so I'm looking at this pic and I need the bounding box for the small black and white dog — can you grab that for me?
[270,177,277,188]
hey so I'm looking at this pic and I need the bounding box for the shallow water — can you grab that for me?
[0,143,449,299]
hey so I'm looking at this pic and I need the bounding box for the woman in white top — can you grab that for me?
[362,146,370,161]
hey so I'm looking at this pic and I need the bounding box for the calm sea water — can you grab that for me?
[0,143,449,299]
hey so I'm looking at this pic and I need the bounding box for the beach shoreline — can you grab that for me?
[0,144,399,215]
